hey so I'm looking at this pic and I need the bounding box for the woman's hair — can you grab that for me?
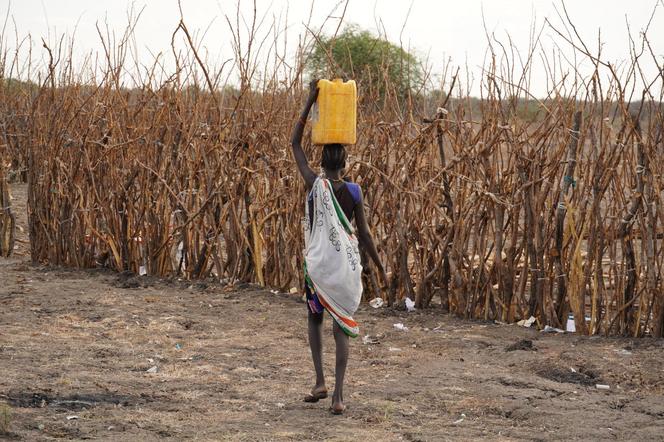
[321,143,347,171]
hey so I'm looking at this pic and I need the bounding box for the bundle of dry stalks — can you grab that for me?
[0,163,15,256]
[1,4,663,336]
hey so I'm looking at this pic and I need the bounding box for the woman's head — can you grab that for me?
[321,143,347,172]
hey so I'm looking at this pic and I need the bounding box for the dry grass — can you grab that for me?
[0,403,11,434]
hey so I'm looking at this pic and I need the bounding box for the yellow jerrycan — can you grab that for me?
[311,79,357,145]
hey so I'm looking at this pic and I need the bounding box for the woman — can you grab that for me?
[291,80,387,415]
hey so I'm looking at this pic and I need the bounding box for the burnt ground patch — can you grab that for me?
[505,339,537,352]
[4,391,149,410]
[536,365,601,386]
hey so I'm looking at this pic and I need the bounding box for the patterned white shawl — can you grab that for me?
[304,177,363,336]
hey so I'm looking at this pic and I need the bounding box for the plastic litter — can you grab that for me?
[566,314,576,332]
[405,297,416,312]
[388,347,401,352]
[175,241,184,264]
[175,343,182,350]
[139,266,147,276]
[596,384,610,390]
[369,297,384,308]
[66,415,79,420]
[453,413,466,424]
[393,323,409,331]
[362,335,380,345]
[517,316,536,327]
[542,325,565,333]
[146,366,158,373]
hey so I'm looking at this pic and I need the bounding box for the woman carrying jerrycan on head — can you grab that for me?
[290,78,387,415]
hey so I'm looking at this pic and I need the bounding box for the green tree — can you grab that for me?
[307,26,423,100]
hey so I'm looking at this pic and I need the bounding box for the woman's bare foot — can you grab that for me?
[330,395,345,414]
[303,384,328,402]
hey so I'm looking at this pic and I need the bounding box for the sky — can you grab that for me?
[2,0,663,97]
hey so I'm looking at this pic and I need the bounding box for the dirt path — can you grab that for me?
[1,184,664,441]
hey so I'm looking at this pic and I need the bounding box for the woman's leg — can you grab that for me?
[331,320,349,412]
[307,310,326,394]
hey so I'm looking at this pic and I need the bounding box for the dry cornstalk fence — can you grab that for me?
[0,6,663,337]
[0,163,15,256]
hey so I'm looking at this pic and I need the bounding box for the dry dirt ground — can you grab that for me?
[1,183,664,441]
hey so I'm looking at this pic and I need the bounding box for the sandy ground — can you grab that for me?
[1,183,664,441]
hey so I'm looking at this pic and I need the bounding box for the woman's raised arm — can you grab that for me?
[290,80,319,189]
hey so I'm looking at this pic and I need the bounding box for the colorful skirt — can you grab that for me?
[305,281,325,315]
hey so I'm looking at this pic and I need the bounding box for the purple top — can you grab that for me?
[308,180,361,226]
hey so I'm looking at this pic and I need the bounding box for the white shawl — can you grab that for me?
[304,178,363,336]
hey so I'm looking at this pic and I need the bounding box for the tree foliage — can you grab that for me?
[306,26,423,99]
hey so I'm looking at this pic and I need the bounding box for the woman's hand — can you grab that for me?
[308,79,319,100]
